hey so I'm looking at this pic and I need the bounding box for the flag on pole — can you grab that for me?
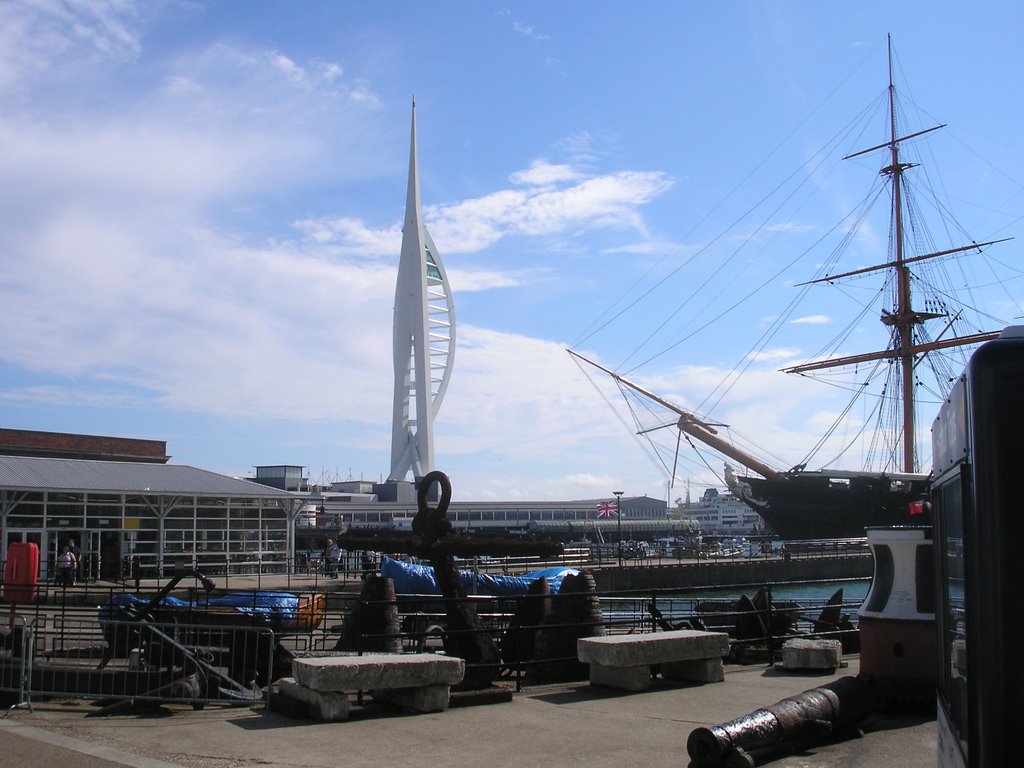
[596,501,618,518]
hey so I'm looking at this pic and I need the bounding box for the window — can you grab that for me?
[935,475,967,763]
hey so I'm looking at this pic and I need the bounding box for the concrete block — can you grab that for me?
[578,630,729,667]
[293,653,465,692]
[661,657,725,683]
[782,638,843,671]
[276,677,351,722]
[589,662,653,691]
[373,684,451,713]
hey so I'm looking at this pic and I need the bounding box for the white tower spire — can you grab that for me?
[388,101,456,483]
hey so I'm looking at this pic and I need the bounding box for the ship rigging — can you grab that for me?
[569,36,1018,539]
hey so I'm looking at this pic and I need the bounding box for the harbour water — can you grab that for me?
[680,578,871,618]
[605,578,873,631]
[636,577,872,605]
[721,577,870,604]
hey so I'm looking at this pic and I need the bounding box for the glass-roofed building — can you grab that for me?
[0,430,298,581]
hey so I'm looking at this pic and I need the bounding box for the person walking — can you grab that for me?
[325,538,341,579]
[56,545,75,587]
[67,537,82,584]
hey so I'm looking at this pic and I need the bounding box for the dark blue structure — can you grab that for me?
[932,327,1024,768]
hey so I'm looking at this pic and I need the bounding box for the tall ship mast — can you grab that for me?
[570,37,1013,539]
[782,37,1004,475]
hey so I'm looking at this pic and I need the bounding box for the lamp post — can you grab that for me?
[613,490,624,567]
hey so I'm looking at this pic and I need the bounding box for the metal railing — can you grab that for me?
[315,580,861,691]
[0,615,31,715]
[0,613,275,713]
[0,540,867,589]
[0,574,864,710]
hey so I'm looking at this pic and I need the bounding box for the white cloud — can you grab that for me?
[0,0,140,93]
[792,314,830,325]
[556,131,605,165]
[435,330,662,499]
[0,385,145,409]
[509,160,581,187]
[295,164,674,257]
[602,239,687,256]
[497,10,551,43]
[315,60,343,82]
[428,169,673,251]
[0,8,411,430]
[749,348,802,362]
[448,269,534,292]
[1,207,399,421]
[295,217,401,254]
[349,79,383,107]
[268,51,306,83]
[512,21,549,41]
[0,36,390,245]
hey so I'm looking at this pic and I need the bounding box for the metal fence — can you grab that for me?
[0,615,31,712]
[0,540,863,588]
[315,582,862,691]
[0,576,864,711]
[1,612,276,713]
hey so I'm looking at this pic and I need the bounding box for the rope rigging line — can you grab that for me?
[681,432,729,485]
[570,40,884,355]
[698,183,889,415]
[567,353,671,479]
[620,111,881,376]
[799,356,888,470]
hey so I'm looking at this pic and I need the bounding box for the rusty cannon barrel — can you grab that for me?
[686,675,874,767]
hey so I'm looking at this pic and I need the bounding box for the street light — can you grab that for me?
[613,490,624,567]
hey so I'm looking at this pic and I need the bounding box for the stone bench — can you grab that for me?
[276,653,465,721]
[577,629,730,692]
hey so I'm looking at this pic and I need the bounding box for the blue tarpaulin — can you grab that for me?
[99,591,303,628]
[380,557,578,596]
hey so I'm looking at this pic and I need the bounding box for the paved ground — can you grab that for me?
[0,655,936,768]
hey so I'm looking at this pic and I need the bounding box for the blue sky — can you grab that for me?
[2,1,1022,502]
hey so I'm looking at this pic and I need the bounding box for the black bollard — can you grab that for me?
[499,576,551,665]
[686,675,874,767]
[334,574,402,654]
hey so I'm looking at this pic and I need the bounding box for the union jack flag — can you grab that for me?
[596,501,618,518]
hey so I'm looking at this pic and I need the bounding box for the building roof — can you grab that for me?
[0,428,169,463]
[0,455,295,498]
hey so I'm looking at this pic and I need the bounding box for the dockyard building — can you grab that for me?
[0,434,298,581]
